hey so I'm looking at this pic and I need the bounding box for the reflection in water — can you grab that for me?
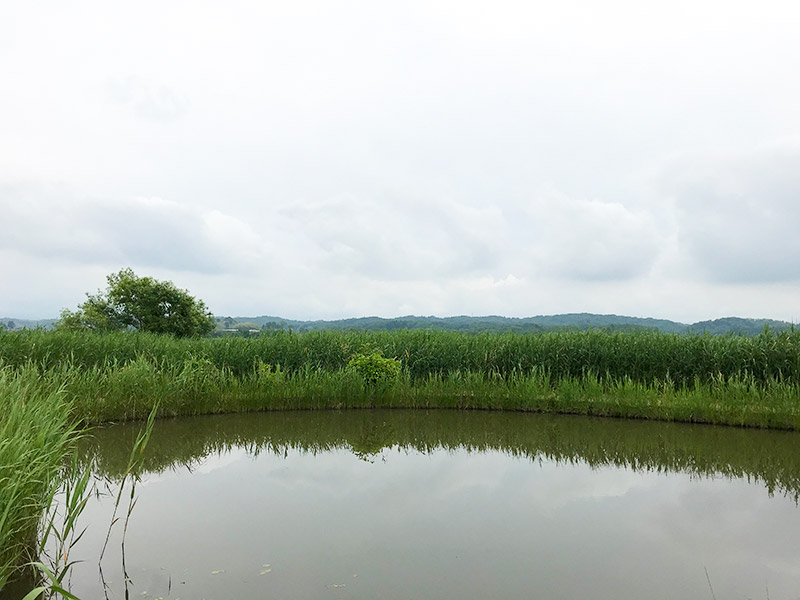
[81,409,800,499]
[16,410,800,600]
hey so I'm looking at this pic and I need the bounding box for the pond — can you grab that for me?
[20,410,800,598]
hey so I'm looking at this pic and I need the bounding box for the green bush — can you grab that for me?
[347,351,401,387]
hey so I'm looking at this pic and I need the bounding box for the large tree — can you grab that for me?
[58,269,216,337]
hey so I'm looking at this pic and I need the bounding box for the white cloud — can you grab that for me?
[2,1,800,321]
[279,193,506,281]
[663,141,800,283]
[0,183,267,274]
[517,191,663,281]
[106,76,190,122]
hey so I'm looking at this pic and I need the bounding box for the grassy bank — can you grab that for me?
[1,326,800,593]
[58,364,800,429]
[3,353,800,430]
[0,327,798,428]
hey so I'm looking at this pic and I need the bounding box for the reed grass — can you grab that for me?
[3,356,798,430]
[2,327,799,385]
[0,366,78,592]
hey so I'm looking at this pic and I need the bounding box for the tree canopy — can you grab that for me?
[58,269,215,337]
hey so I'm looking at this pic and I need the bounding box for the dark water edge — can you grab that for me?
[0,564,37,600]
[6,409,800,599]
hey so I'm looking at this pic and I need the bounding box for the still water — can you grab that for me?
[43,411,800,598]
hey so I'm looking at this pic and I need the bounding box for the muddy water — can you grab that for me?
[46,411,800,598]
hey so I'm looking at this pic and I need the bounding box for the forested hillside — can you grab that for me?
[214,314,793,336]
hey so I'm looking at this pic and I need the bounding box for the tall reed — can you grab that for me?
[0,365,77,591]
[2,328,798,386]
[3,358,798,431]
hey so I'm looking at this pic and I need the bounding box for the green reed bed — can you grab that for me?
[5,356,799,430]
[0,366,78,592]
[3,327,799,386]
[0,328,799,429]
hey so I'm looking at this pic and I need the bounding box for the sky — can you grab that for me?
[2,0,799,323]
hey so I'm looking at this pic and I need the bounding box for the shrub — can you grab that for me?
[347,351,401,387]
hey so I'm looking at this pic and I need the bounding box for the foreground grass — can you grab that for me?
[0,367,77,593]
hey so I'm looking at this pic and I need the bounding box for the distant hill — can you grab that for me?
[3,314,792,336]
[687,317,792,336]
[214,313,794,336]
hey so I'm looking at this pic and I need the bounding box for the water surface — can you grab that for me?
[49,411,800,598]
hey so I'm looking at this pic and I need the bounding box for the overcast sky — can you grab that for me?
[2,0,799,322]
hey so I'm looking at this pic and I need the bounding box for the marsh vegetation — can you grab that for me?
[1,325,799,596]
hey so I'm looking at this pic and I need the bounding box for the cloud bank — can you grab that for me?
[2,1,800,323]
